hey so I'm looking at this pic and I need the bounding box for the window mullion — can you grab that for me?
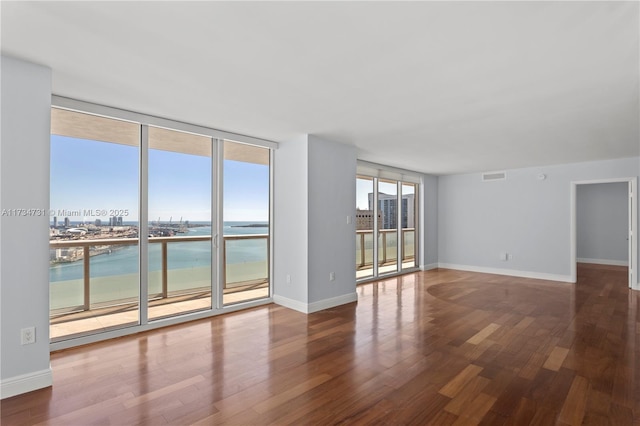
[215,138,224,310]
[372,178,379,278]
[397,181,402,272]
[139,124,149,325]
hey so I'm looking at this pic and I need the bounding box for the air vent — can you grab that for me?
[482,171,506,182]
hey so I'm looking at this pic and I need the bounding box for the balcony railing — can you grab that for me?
[50,234,268,315]
[356,228,415,269]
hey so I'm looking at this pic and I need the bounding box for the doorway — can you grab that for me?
[356,175,419,281]
[570,178,637,289]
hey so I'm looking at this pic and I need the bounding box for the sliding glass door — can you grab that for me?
[356,173,419,281]
[401,183,418,271]
[378,179,399,275]
[222,140,270,305]
[147,127,213,321]
[50,103,274,344]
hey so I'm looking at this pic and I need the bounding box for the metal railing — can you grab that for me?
[356,228,415,269]
[50,234,269,313]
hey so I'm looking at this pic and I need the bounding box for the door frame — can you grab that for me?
[570,177,637,289]
[355,173,421,283]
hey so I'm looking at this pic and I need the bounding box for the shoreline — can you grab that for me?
[50,244,128,265]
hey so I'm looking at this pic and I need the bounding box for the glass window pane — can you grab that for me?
[356,176,375,279]
[401,183,417,270]
[378,179,398,275]
[148,126,212,320]
[223,140,270,305]
[50,108,140,341]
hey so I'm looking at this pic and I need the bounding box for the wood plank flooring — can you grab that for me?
[2,264,638,425]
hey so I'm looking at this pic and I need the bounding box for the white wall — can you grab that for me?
[577,182,629,265]
[421,174,438,269]
[273,135,357,312]
[273,136,309,306]
[308,135,356,305]
[438,157,640,281]
[1,56,53,398]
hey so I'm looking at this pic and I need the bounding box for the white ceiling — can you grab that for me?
[1,1,638,175]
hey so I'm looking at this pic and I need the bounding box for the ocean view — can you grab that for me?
[46,120,272,329]
[49,221,268,283]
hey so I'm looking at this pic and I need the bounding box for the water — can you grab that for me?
[50,221,268,283]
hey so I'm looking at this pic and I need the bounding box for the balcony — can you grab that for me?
[50,229,415,340]
[49,234,269,341]
[356,228,416,279]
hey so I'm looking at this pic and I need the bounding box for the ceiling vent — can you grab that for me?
[482,171,506,182]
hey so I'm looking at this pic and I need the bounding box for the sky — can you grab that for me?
[50,135,269,223]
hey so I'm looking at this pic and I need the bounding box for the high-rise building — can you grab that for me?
[64,217,70,227]
[53,216,57,228]
[367,192,415,229]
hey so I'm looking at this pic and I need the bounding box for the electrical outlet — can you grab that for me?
[329,272,336,281]
[21,327,35,345]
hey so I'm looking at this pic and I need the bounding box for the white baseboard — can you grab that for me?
[273,294,309,313]
[307,292,357,313]
[420,263,439,271]
[577,258,628,267]
[274,292,357,314]
[1,367,52,399]
[437,263,573,283]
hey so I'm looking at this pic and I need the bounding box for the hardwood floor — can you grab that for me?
[2,264,638,425]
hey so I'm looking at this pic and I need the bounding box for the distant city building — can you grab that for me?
[367,193,415,229]
[51,247,82,262]
[95,219,102,226]
[355,209,382,231]
[67,228,87,236]
[53,216,57,228]
[109,216,123,226]
[64,217,70,227]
